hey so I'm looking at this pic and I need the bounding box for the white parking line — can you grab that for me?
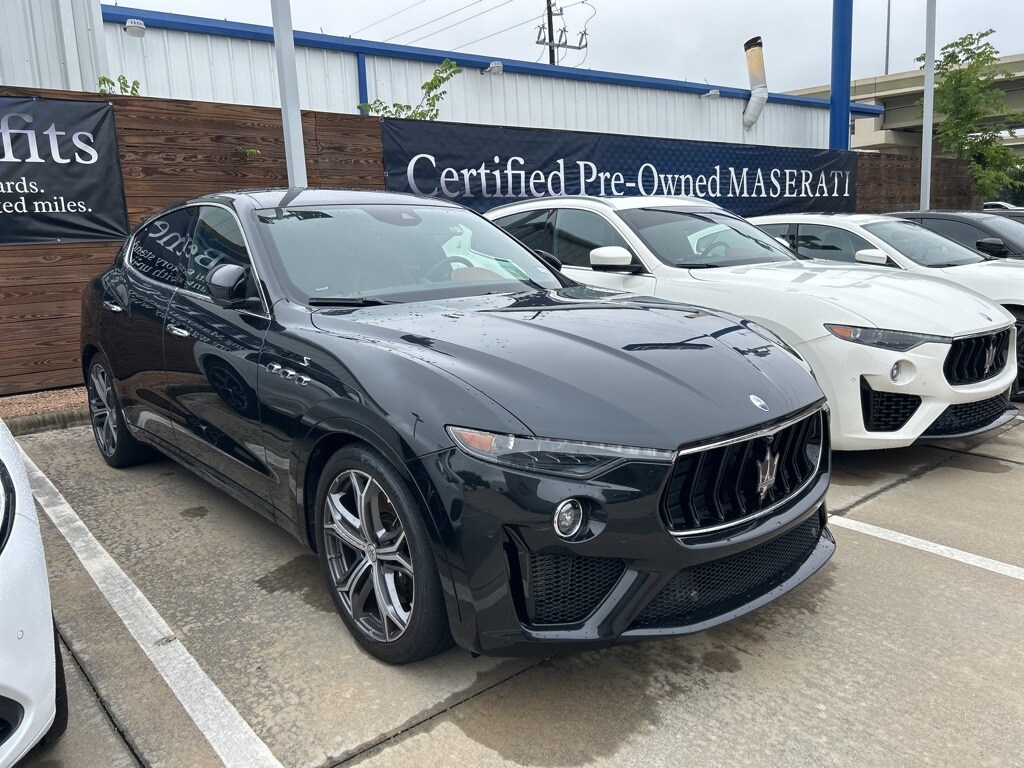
[829,515,1024,581]
[20,448,284,768]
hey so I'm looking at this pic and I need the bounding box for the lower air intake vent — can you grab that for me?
[923,389,1015,437]
[860,378,921,432]
[527,553,625,625]
[630,515,822,630]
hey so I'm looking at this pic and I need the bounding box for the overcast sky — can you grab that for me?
[113,0,1024,92]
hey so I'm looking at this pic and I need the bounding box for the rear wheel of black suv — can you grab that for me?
[314,445,452,664]
[86,353,156,468]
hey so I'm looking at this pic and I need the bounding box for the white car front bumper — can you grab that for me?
[0,445,56,768]
[799,330,1018,451]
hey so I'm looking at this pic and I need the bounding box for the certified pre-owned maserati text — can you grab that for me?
[82,189,834,663]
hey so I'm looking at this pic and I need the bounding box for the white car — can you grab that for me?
[486,196,1018,451]
[0,421,66,766]
[752,212,1024,387]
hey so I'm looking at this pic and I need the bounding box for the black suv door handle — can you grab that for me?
[102,300,124,313]
[167,324,190,338]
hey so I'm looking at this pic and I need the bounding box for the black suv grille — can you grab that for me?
[661,409,825,534]
[923,389,1015,437]
[860,378,921,432]
[527,552,625,625]
[944,329,1011,386]
[630,515,823,629]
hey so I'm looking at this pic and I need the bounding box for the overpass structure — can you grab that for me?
[791,54,1024,154]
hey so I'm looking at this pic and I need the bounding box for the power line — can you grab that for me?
[384,0,491,43]
[451,13,541,50]
[403,0,517,46]
[349,0,427,37]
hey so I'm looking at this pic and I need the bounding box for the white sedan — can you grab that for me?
[486,196,1018,451]
[752,212,1024,390]
[0,421,66,766]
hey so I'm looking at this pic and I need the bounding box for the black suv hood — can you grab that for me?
[310,287,824,450]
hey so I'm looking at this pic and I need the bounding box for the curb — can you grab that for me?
[6,408,91,437]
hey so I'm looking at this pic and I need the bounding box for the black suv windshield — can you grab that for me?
[256,204,563,303]
[616,208,798,268]
[864,220,984,267]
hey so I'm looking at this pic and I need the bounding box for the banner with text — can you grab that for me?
[0,96,128,244]
[383,119,858,215]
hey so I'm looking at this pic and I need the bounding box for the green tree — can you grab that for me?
[918,30,1024,199]
[359,59,462,120]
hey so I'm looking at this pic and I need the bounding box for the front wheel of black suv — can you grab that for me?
[86,353,156,468]
[314,445,452,664]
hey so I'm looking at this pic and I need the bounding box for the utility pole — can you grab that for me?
[546,0,556,65]
[884,0,892,75]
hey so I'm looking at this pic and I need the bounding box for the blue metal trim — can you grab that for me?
[356,52,369,113]
[102,4,883,117]
[829,0,854,149]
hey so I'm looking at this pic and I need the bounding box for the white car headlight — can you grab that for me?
[825,324,951,352]
[446,426,675,477]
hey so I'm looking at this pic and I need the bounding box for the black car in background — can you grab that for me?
[81,189,833,663]
[890,210,1024,258]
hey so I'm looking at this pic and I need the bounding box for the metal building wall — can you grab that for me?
[364,56,829,148]
[0,0,106,92]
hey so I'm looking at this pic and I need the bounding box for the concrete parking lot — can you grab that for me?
[16,421,1024,768]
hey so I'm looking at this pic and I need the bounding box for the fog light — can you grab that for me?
[890,361,901,383]
[553,499,585,539]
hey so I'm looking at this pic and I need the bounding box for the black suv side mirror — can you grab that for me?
[206,263,259,309]
[976,237,1009,256]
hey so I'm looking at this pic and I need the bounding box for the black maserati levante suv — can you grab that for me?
[81,189,834,663]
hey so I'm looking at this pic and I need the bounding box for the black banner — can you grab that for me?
[383,119,858,216]
[0,96,129,244]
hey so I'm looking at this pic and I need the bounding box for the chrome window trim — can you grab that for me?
[667,405,826,539]
[125,201,272,320]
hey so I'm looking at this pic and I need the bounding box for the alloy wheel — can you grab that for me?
[88,363,118,457]
[322,469,415,642]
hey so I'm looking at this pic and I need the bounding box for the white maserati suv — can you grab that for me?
[752,212,1024,392]
[0,421,66,766]
[487,196,1018,451]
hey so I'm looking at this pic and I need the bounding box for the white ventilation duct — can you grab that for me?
[742,36,768,132]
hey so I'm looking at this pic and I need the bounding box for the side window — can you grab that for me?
[795,224,873,262]
[553,209,632,268]
[492,209,555,254]
[922,218,989,250]
[128,207,196,287]
[758,223,792,244]
[186,206,255,297]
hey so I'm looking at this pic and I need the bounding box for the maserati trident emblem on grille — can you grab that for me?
[749,394,770,412]
[755,445,780,503]
[984,343,998,376]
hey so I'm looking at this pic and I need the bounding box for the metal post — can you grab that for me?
[884,0,892,75]
[920,0,937,211]
[270,0,307,188]
[829,0,853,150]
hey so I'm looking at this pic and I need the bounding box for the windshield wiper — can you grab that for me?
[675,262,723,269]
[925,261,967,268]
[307,296,395,307]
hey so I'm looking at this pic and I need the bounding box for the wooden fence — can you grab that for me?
[0,87,980,396]
[0,87,384,395]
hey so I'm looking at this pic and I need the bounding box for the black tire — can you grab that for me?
[86,353,157,468]
[314,444,452,664]
[41,623,68,746]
